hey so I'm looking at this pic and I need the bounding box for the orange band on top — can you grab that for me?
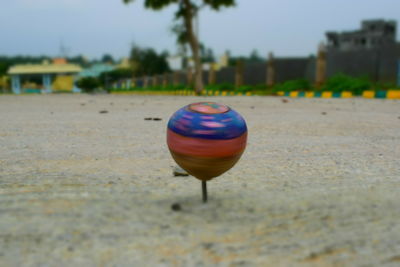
[167,129,247,157]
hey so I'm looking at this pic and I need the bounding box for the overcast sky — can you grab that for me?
[0,0,399,59]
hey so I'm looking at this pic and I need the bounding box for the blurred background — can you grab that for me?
[1,0,400,96]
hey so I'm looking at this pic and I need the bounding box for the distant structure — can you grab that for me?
[217,52,229,69]
[117,58,131,69]
[79,64,115,78]
[168,52,229,73]
[326,19,397,51]
[324,19,400,83]
[8,58,82,94]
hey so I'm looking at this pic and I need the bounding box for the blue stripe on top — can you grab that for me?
[167,105,247,140]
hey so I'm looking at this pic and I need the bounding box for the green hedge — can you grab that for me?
[321,74,371,95]
[273,74,399,95]
[108,84,192,93]
[274,79,312,93]
[107,73,399,95]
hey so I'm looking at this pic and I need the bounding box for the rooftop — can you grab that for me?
[8,63,82,75]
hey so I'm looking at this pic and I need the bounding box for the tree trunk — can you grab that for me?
[182,0,203,95]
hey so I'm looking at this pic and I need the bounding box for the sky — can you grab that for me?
[0,0,399,60]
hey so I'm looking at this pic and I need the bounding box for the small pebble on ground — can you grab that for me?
[173,166,189,177]
[171,203,182,211]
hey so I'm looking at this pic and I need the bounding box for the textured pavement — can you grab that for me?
[0,95,399,266]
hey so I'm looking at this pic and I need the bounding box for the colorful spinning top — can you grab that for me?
[167,102,247,202]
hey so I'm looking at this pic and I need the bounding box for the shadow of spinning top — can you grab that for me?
[167,102,247,202]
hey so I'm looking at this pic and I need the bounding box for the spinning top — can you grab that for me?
[167,102,247,202]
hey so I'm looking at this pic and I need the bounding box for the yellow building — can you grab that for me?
[0,76,8,91]
[8,60,82,94]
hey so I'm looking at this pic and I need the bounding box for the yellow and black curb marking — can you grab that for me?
[111,89,400,99]
[277,90,400,99]
[111,90,254,96]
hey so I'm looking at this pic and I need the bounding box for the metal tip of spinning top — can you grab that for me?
[202,181,208,203]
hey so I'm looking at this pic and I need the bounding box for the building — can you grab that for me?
[79,64,115,78]
[326,19,397,51]
[8,59,82,94]
[324,19,400,83]
[117,58,131,69]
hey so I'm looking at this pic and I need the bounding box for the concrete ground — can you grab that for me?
[0,94,399,267]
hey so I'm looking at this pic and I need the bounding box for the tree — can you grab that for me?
[76,77,100,93]
[68,55,90,67]
[0,62,8,77]
[130,45,170,76]
[200,43,215,63]
[122,0,236,94]
[171,22,189,68]
[101,54,115,64]
[249,49,263,63]
[227,50,264,66]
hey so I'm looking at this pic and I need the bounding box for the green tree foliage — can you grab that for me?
[122,0,235,94]
[275,79,312,92]
[171,23,188,51]
[200,43,215,63]
[130,46,170,76]
[0,62,8,76]
[67,55,90,67]
[76,77,100,93]
[249,49,263,63]
[101,54,115,64]
[228,50,264,66]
